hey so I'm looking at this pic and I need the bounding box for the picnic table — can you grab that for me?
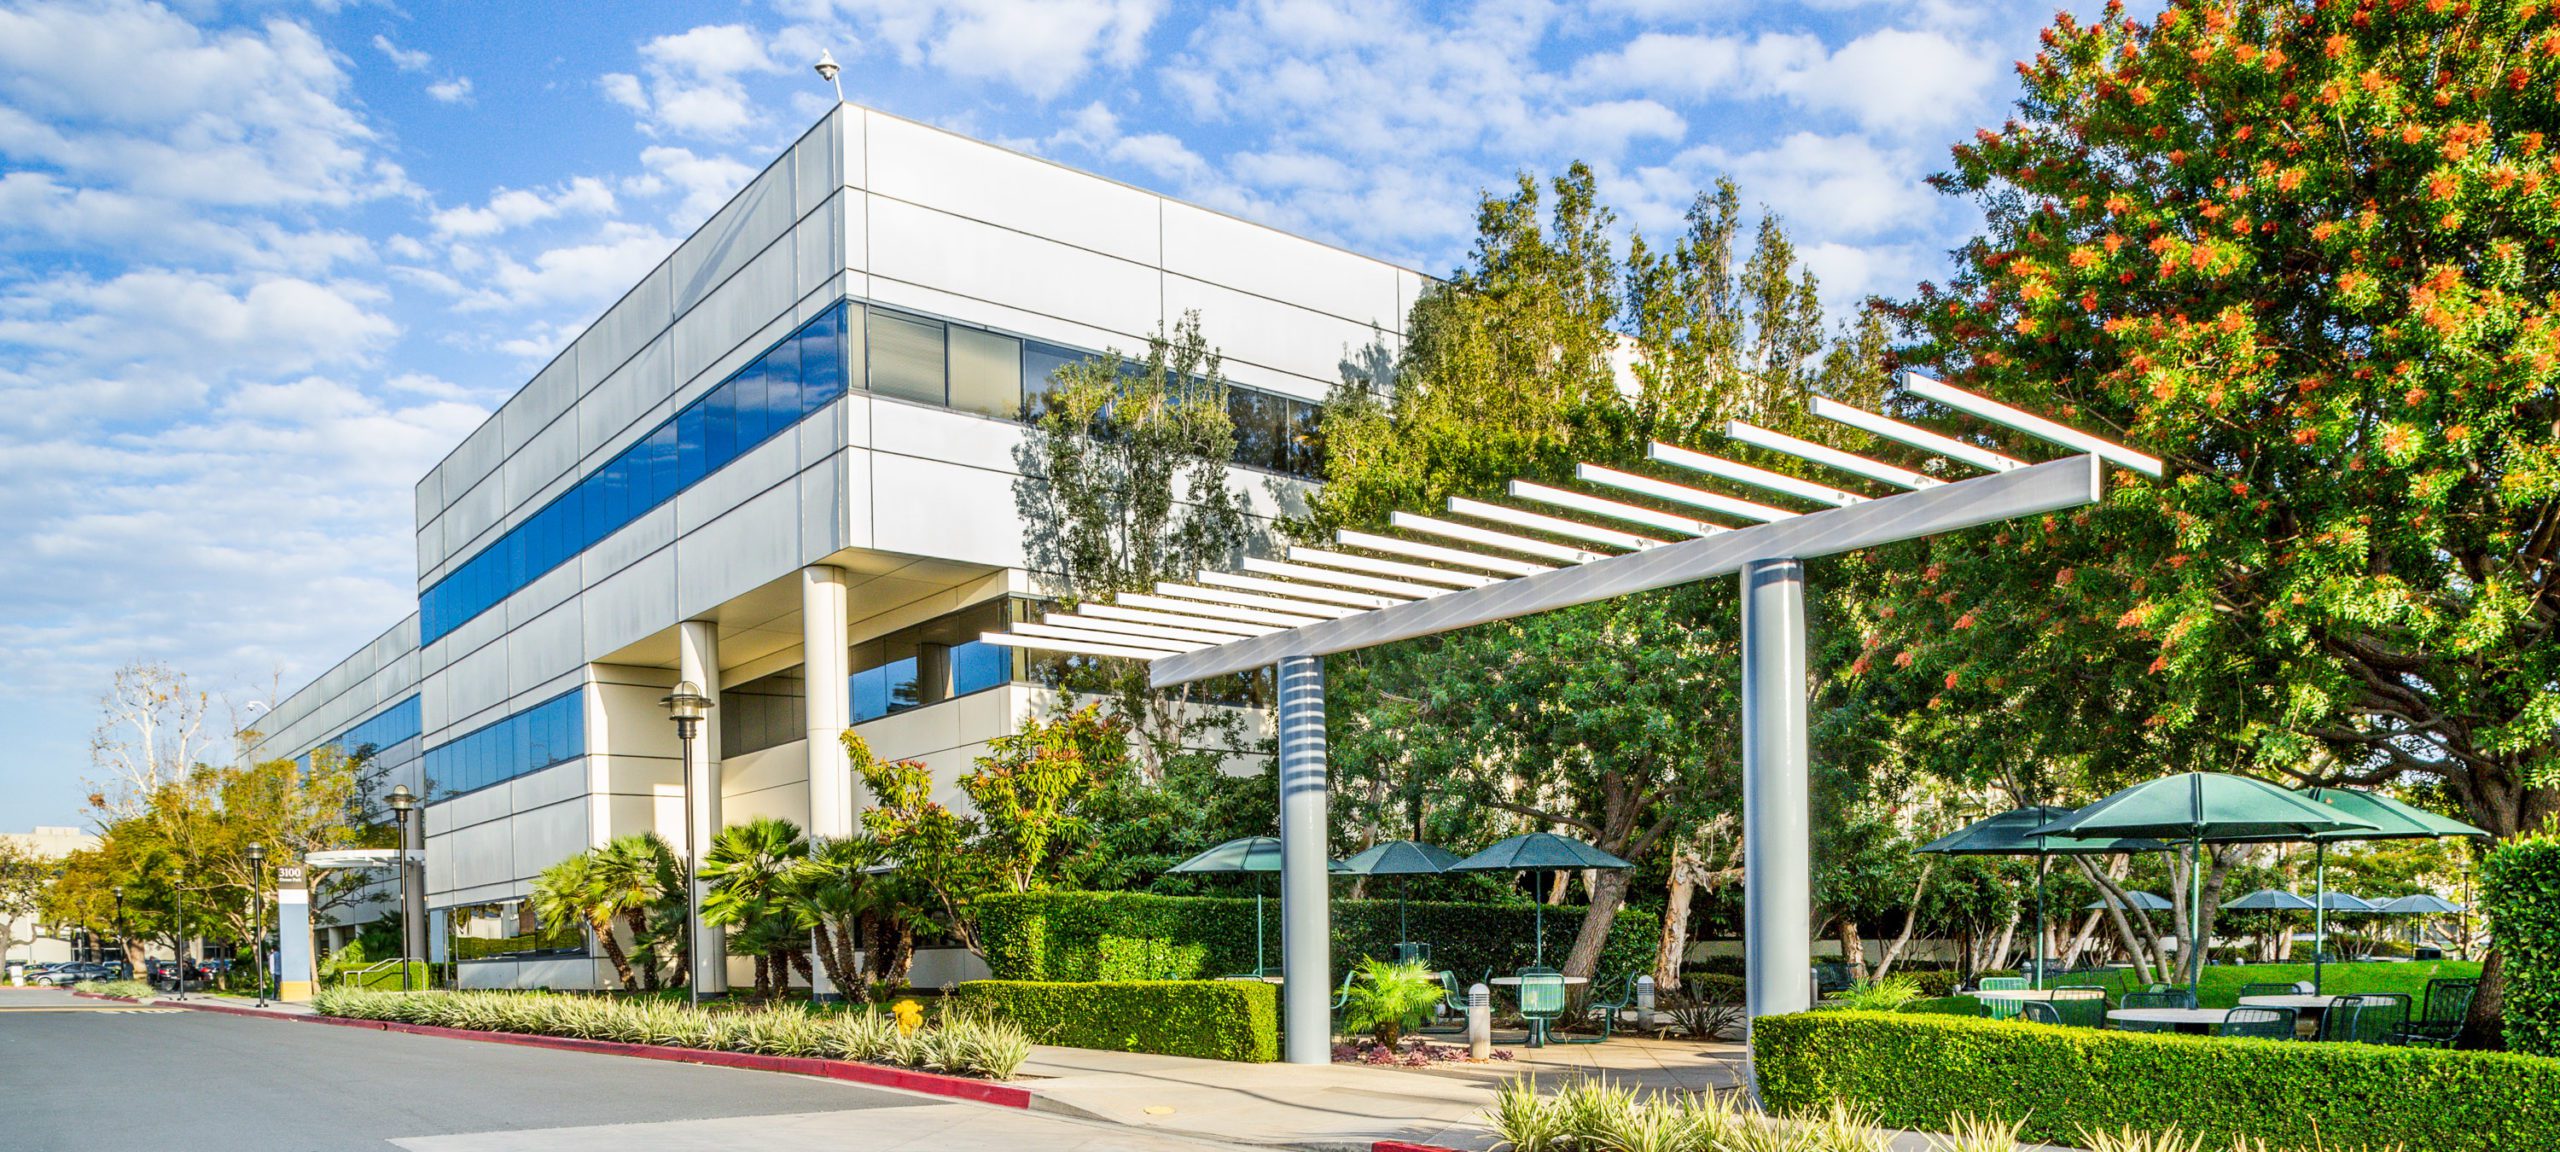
[2236,993,2338,1013]
[2107,1006,2231,1033]
[1962,989,2064,1001]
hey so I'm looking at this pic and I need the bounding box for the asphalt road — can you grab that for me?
[0,988,1231,1152]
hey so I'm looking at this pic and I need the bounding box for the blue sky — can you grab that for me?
[0,0,2072,829]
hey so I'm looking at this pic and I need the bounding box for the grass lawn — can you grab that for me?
[2063,959,2481,1006]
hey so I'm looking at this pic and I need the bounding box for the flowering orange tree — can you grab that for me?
[1866,0,2557,836]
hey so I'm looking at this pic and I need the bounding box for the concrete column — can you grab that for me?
[678,620,727,995]
[1741,558,1812,1029]
[1276,655,1331,1065]
[802,566,854,840]
[274,866,314,1002]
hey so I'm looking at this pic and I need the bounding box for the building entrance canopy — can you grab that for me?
[985,373,2163,1064]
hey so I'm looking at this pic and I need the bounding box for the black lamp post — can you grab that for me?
[660,680,709,1008]
[111,886,124,976]
[169,862,186,1001]
[246,842,267,1007]
[388,785,416,992]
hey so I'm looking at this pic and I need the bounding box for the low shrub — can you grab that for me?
[956,978,1277,1062]
[72,979,155,1000]
[1753,1010,2560,1151]
[1659,973,1744,1040]
[1897,995,1986,1018]
[976,890,1656,984]
[2486,835,2560,1057]
[1905,969,1962,997]
[311,988,1030,1079]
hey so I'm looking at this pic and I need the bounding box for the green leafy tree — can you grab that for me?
[530,852,637,990]
[787,832,883,994]
[590,833,681,989]
[851,731,991,954]
[1013,311,1260,780]
[1865,0,2556,1040]
[699,817,810,998]
[1299,164,1889,979]
[961,704,1129,893]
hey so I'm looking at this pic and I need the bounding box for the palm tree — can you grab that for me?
[699,817,808,998]
[591,833,678,989]
[789,834,883,996]
[530,853,636,990]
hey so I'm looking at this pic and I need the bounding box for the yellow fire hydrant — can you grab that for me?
[893,999,924,1035]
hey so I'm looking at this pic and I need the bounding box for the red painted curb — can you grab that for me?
[69,990,145,1004]
[167,1000,1029,1109]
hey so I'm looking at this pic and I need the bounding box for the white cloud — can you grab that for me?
[451,224,678,313]
[631,145,756,221]
[809,0,1164,100]
[1575,28,1999,132]
[426,76,473,104]
[372,33,431,72]
[605,23,784,140]
[430,177,617,238]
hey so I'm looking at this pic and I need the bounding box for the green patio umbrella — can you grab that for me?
[2034,773,2377,987]
[1167,836,1348,976]
[1448,833,1633,966]
[2223,888,2318,959]
[2084,890,2175,912]
[1338,839,1463,952]
[2376,893,2463,915]
[2300,787,2488,992]
[1919,807,2166,988]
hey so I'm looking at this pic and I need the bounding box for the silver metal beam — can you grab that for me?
[1727,421,1942,490]
[1009,621,1200,653]
[1151,454,2104,686]
[980,632,1170,661]
[1081,603,1274,637]
[1197,570,1407,609]
[1903,373,2165,476]
[1120,592,1325,629]
[1277,654,1331,1064]
[1335,530,1554,578]
[1578,464,1797,523]
[1448,497,1665,551]
[1388,511,1608,564]
[1046,613,1234,647]
[1509,480,1727,537]
[1154,582,1361,620]
[1648,442,1865,506]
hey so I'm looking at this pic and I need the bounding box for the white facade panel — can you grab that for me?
[505,413,577,510]
[792,111,841,219]
[794,191,843,301]
[672,239,795,397]
[579,331,672,462]
[868,454,1021,568]
[444,469,505,557]
[676,424,798,536]
[1165,273,1395,397]
[446,819,513,892]
[675,484,800,620]
[673,159,796,319]
[578,263,673,396]
[865,112,1160,266]
[866,198,1160,340]
[506,353,578,457]
[509,781,589,858]
[798,450,845,566]
[585,502,675,584]
[444,641,509,727]
[582,547,676,658]
[870,400,1024,476]
[509,560,582,630]
[1161,201,1400,327]
[507,601,582,699]
[442,418,504,514]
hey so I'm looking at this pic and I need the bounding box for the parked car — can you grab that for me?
[148,959,208,991]
[31,962,112,986]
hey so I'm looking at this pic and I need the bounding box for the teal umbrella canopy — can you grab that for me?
[2306,788,2489,843]
[2377,893,2464,915]
[2032,773,2378,843]
[2086,890,2175,912]
[2223,888,2318,912]
[2317,891,2377,913]
[1920,807,2168,856]
[1450,832,1633,873]
[1339,840,1464,876]
[1167,837,1348,874]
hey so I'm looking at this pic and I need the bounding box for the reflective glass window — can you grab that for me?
[947,327,1022,419]
[869,310,946,405]
[1021,341,1082,422]
[799,303,847,412]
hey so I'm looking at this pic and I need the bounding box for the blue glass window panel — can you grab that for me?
[1022,341,1079,421]
[599,456,630,528]
[676,406,708,487]
[883,655,920,715]
[645,424,677,510]
[734,356,772,447]
[758,337,800,437]
[950,640,1008,697]
[799,304,845,413]
[851,666,889,725]
[706,378,738,463]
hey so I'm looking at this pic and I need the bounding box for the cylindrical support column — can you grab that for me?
[1740,558,1812,1029]
[802,566,854,840]
[678,620,727,995]
[1276,654,1332,1065]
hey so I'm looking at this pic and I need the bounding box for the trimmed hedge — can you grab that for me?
[976,890,1656,984]
[1754,1011,2560,1152]
[2485,836,2560,1057]
[957,979,1278,1062]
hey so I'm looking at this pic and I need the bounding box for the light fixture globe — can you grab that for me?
[661,680,709,722]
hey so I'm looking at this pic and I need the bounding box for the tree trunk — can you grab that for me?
[2460,946,2506,1049]
[752,953,772,999]
[1559,868,1632,980]
[594,918,637,990]
[620,909,659,989]
[2059,909,2101,969]
[1652,845,1700,994]
[1872,858,1934,982]
[812,921,858,998]
[1838,917,1868,984]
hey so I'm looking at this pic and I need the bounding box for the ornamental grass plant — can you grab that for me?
[71,979,155,1000]
[312,988,1030,1079]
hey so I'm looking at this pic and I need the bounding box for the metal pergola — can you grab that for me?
[984,373,2161,1064]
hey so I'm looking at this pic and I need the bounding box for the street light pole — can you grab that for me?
[170,862,187,1001]
[389,785,417,992]
[247,843,267,1007]
[661,681,709,1009]
[111,886,124,977]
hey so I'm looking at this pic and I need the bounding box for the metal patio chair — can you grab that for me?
[2115,989,2196,1033]
[2221,1005,2298,1040]
[2392,978,2477,1047]
[2049,987,2107,1028]
[1514,967,1567,1047]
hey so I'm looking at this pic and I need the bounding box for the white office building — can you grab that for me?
[243,103,1418,990]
